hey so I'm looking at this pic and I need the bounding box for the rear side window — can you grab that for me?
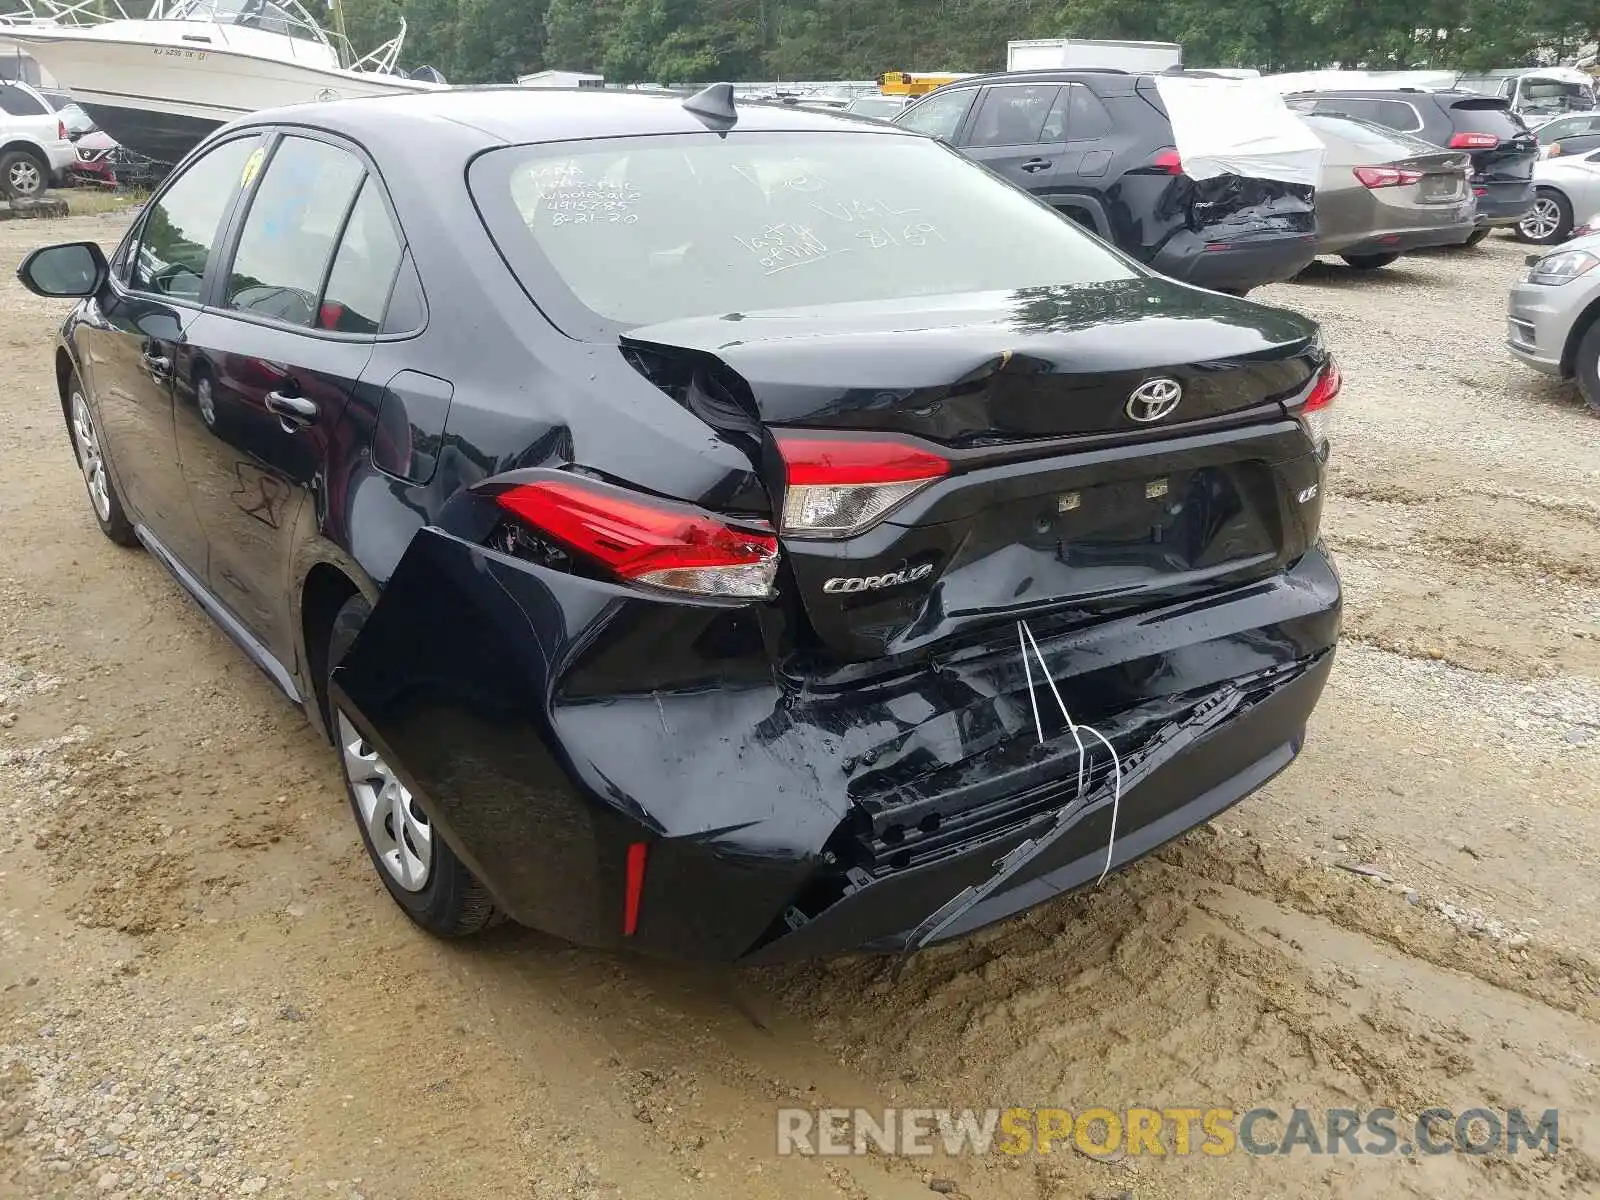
[132,135,262,300]
[470,131,1136,336]
[967,85,1060,147]
[0,84,45,115]
[1062,84,1112,141]
[319,177,405,334]
[1312,97,1420,133]
[1447,100,1524,139]
[225,135,365,327]
[896,88,976,140]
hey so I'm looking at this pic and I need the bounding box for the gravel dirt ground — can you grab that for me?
[1,213,1598,1200]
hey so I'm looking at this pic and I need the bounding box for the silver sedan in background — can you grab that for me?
[1516,149,1600,244]
[1507,230,1600,412]
[1301,113,1477,269]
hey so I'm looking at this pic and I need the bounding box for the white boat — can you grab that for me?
[4,0,445,163]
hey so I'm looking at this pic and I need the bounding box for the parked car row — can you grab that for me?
[886,71,1540,289]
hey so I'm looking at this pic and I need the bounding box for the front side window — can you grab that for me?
[895,88,976,140]
[132,134,262,300]
[471,131,1136,336]
[225,135,364,326]
[967,85,1060,147]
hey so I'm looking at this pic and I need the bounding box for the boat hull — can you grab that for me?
[10,29,436,163]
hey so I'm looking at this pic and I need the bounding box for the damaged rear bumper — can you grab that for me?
[1151,230,1319,292]
[330,531,1340,963]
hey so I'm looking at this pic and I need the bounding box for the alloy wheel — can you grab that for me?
[70,391,112,522]
[337,711,433,892]
[7,158,41,197]
[197,376,216,427]
[1521,197,1562,241]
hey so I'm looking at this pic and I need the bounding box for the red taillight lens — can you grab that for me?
[1353,166,1422,189]
[1449,132,1499,149]
[492,476,778,598]
[622,842,647,936]
[775,431,950,537]
[1295,358,1340,454]
[57,119,66,141]
[1149,148,1184,175]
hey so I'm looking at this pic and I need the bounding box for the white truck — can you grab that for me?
[1006,39,1182,74]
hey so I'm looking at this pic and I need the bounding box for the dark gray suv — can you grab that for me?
[894,70,1317,295]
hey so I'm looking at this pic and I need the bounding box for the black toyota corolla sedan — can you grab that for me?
[19,86,1341,962]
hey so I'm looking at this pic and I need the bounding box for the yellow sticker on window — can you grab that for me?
[240,145,265,188]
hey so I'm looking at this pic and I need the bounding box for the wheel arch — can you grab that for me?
[1559,291,1600,377]
[0,138,49,167]
[295,555,378,744]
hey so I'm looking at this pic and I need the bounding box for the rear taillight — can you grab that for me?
[1149,148,1184,175]
[1295,358,1340,456]
[775,431,950,538]
[1449,132,1500,149]
[491,475,778,598]
[1352,166,1422,189]
[56,119,66,140]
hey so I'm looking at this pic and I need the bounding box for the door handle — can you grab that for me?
[141,345,171,379]
[1020,158,1053,173]
[265,389,318,430]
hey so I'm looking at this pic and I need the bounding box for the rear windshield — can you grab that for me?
[469,131,1135,337]
[1446,98,1526,138]
[1303,113,1440,157]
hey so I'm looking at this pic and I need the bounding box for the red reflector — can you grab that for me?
[1473,186,1487,197]
[493,478,777,579]
[1379,234,1400,244]
[1449,132,1499,149]
[622,842,647,936]
[1304,358,1341,413]
[1150,148,1183,175]
[776,432,950,486]
[1352,166,1422,189]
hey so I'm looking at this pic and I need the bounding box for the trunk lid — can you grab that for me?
[622,281,1327,662]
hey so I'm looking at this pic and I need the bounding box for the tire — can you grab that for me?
[1574,319,1600,417]
[0,149,47,199]
[1461,228,1491,247]
[66,373,139,547]
[1515,190,1572,245]
[1340,252,1400,270]
[326,594,500,937]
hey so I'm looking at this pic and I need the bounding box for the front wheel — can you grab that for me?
[1341,252,1400,270]
[326,594,500,937]
[67,377,138,547]
[1574,319,1600,416]
[1516,191,1573,245]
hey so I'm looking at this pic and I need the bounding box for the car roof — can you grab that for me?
[237,85,912,146]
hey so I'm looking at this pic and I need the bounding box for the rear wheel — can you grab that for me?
[67,377,138,547]
[1340,252,1400,270]
[1574,319,1600,416]
[1516,190,1572,245]
[0,149,47,199]
[326,594,500,937]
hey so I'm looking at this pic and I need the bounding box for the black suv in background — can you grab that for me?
[894,69,1317,294]
[1285,89,1538,240]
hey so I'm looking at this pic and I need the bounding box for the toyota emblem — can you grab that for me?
[1125,377,1183,423]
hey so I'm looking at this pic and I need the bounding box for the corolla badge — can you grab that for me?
[1125,377,1183,423]
[823,563,934,594]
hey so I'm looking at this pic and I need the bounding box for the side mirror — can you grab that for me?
[17,241,107,298]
